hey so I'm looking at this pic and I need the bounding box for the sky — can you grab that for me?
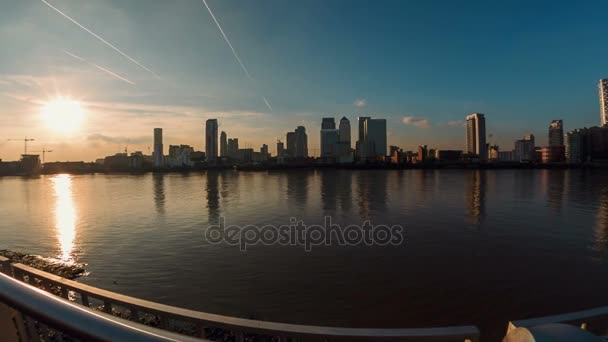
[1,0,607,161]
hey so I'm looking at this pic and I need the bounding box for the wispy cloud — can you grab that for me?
[62,50,136,85]
[402,116,431,128]
[446,120,466,127]
[40,0,161,79]
[354,99,367,107]
[87,133,148,144]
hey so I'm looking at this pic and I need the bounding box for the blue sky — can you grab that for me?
[0,0,606,161]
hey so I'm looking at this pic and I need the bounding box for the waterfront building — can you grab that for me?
[417,145,428,162]
[339,117,351,145]
[498,151,514,162]
[294,126,308,159]
[286,132,296,159]
[167,145,194,167]
[321,117,336,130]
[320,129,340,160]
[356,117,387,161]
[514,134,535,162]
[220,131,227,157]
[599,79,608,126]
[435,150,463,162]
[549,120,564,147]
[541,146,566,163]
[205,119,218,163]
[227,138,239,159]
[153,128,163,167]
[488,145,499,161]
[465,113,487,161]
[260,144,269,161]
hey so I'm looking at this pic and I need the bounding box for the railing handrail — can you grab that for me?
[8,262,480,340]
[0,271,204,342]
[509,306,608,328]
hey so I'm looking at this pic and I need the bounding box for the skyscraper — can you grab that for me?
[277,140,285,158]
[220,131,227,157]
[320,118,339,159]
[466,113,487,161]
[294,126,308,159]
[356,117,386,160]
[321,117,336,130]
[514,134,535,162]
[153,128,163,167]
[599,79,608,126]
[339,116,351,145]
[286,132,296,158]
[548,120,564,147]
[205,119,218,163]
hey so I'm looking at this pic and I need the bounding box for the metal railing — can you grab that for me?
[0,256,480,341]
[506,306,608,338]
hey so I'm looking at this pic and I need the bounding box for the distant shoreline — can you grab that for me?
[2,162,608,177]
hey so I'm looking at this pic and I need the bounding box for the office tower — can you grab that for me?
[227,138,239,158]
[514,134,535,162]
[321,117,336,130]
[466,113,487,161]
[220,131,227,157]
[277,140,285,158]
[600,79,608,126]
[548,120,564,147]
[320,117,339,159]
[286,132,296,158]
[261,144,269,159]
[356,117,387,160]
[339,116,351,145]
[205,119,218,163]
[294,126,308,159]
[153,128,163,167]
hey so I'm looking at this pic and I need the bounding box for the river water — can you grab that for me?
[1,169,608,337]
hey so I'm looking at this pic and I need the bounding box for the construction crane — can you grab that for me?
[29,148,53,164]
[7,136,34,155]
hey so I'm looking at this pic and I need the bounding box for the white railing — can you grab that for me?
[0,256,480,341]
[506,306,608,338]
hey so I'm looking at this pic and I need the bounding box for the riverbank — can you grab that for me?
[0,250,85,279]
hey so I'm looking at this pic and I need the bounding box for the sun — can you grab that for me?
[41,97,85,133]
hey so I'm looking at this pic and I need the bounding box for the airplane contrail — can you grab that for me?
[62,50,136,85]
[201,0,273,111]
[262,96,272,111]
[40,0,161,80]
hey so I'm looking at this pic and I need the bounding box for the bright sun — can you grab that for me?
[41,97,85,133]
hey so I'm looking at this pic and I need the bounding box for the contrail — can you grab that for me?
[201,0,273,111]
[40,0,161,79]
[62,50,136,85]
[201,0,251,80]
[262,96,272,111]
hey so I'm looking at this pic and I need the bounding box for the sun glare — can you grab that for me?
[41,97,85,133]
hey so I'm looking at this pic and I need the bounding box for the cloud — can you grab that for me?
[87,133,149,144]
[402,116,431,128]
[353,99,366,107]
[446,120,466,127]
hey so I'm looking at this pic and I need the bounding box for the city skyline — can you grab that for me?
[2,1,608,161]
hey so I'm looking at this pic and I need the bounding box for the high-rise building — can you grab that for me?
[277,140,285,158]
[549,120,564,147]
[321,117,336,130]
[514,134,535,162]
[153,128,163,167]
[261,144,269,160]
[599,79,608,126]
[466,113,487,161]
[294,126,308,159]
[227,138,239,158]
[320,117,339,159]
[356,117,387,160]
[286,132,296,158]
[220,131,227,157]
[339,116,351,145]
[205,119,218,163]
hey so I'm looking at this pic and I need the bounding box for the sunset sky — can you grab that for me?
[1,0,607,161]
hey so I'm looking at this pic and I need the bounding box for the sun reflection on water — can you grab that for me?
[51,174,76,263]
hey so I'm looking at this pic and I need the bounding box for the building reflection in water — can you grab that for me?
[206,171,220,224]
[356,171,387,220]
[321,170,338,212]
[541,170,565,212]
[594,184,608,254]
[51,174,76,263]
[465,170,486,225]
[286,171,309,207]
[153,173,165,215]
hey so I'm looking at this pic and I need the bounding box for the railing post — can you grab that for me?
[81,293,90,307]
[103,300,112,314]
[0,257,12,276]
[235,330,245,342]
